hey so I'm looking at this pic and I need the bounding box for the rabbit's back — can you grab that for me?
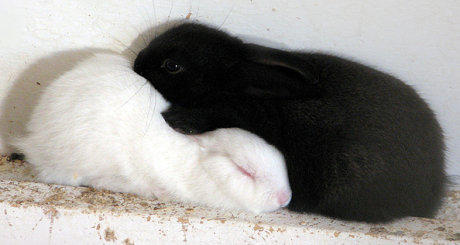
[283,53,445,222]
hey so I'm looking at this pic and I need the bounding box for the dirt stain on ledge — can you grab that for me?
[123,238,135,245]
[447,233,460,241]
[435,226,445,231]
[414,230,426,238]
[277,228,286,233]
[177,217,189,242]
[177,217,189,224]
[43,207,59,235]
[365,227,388,239]
[104,228,117,242]
[253,224,264,232]
[207,217,227,224]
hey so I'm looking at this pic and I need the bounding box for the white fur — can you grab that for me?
[13,53,291,213]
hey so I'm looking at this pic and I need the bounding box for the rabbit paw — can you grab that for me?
[162,106,210,135]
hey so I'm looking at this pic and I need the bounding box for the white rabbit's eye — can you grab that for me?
[161,59,183,74]
[237,165,255,180]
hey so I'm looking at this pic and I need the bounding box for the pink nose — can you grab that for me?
[277,190,292,207]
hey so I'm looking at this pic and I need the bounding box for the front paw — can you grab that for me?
[162,107,208,135]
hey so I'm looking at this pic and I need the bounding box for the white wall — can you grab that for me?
[0,0,459,175]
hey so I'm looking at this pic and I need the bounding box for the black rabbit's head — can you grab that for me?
[134,23,319,107]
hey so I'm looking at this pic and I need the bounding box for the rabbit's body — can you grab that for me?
[13,52,292,213]
[134,23,446,222]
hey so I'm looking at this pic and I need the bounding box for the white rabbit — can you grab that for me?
[12,52,291,213]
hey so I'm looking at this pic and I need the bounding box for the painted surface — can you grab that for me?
[0,0,459,175]
[0,1,459,243]
[0,157,459,244]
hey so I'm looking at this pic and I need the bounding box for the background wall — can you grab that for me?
[0,0,459,175]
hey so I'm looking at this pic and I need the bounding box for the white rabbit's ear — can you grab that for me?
[242,43,321,99]
[187,135,207,150]
[187,135,200,143]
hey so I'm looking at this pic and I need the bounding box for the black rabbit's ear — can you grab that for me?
[243,44,320,98]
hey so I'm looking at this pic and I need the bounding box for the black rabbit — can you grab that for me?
[134,22,446,223]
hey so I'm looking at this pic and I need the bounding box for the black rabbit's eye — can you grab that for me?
[161,59,183,74]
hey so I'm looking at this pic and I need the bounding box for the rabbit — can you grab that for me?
[133,22,446,223]
[12,52,292,214]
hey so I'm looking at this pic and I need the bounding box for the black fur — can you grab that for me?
[134,23,446,223]
[10,153,25,161]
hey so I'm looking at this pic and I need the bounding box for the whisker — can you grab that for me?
[144,85,153,135]
[218,2,236,30]
[129,24,149,47]
[120,80,148,109]
[116,38,138,57]
[152,86,158,119]
[138,28,148,46]
[167,0,174,28]
[194,0,201,21]
[144,85,158,136]
[187,0,192,19]
[151,0,159,38]
[140,0,156,42]
[94,22,139,56]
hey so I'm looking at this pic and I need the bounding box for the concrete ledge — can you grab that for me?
[1,156,459,244]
